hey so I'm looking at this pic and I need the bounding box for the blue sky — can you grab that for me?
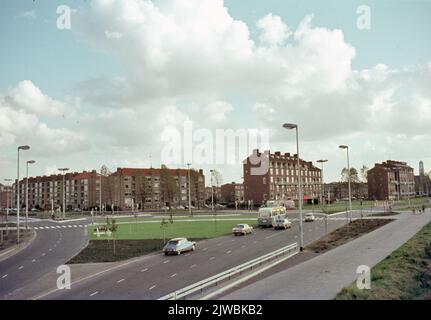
[1,0,431,184]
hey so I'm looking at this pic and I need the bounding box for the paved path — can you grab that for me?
[222,211,431,300]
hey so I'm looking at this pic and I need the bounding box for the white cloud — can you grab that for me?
[257,13,291,46]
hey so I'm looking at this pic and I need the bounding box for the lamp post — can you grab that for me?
[187,163,192,217]
[317,160,328,208]
[210,170,215,212]
[339,145,352,223]
[17,145,30,244]
[59,168,69,220]
[25,160,36,230]
[283,123,304,252]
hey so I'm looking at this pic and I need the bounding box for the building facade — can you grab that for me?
[221,182,245,204]
[0,184,13,210]
[205,186,222,204]
[243,150,322,206]
[368,160,415,200]
[414,161,431,196]
[109,167,205,210]
[324,182,368,202]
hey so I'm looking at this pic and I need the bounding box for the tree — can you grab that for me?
[360,165,369,183]
[160,165,180,208]
[106,217,118,255]
[138,175,151,211]
[341,167,359,183]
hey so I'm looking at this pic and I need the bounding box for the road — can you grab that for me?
[0,217,89,300]
[38,212,352,300]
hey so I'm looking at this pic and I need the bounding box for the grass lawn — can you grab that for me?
[303,200,375,214]
[89,218,258,240]
[336,221,431,300]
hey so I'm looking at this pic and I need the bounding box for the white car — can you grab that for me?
[304,213,316,222]
[272,217,292,230]
[232,224,253,236]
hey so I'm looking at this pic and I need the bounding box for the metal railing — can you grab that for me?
[158,242,298,300]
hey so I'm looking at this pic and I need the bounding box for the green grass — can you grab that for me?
[336,221,431,300]
[304,200,375,214]
[89,218,258,240]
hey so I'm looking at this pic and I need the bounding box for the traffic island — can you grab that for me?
[336,221,431,300]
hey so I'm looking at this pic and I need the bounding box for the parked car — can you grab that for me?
[163,238,196,255]
[73,208,82,212]
[272,217,292,230]
[232,224,253,236]
[176,205,185,210]
[31,208,40,212]
[304,213,316,222]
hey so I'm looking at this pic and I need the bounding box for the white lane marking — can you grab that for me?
[149,285,156,290]
[56,226,61,229]
[210,257,215,261]
[41,253,46,257]
[62,226,67,229]
[117,279,125,283]
[73,225,77,227]
[89,291,99,297]
[51,226,56,229]
[190,264,197,269]
[18,266,24,270]
[226,250,232,254]
[34,227,39,230]
[202,248,208,251]
[68,225,73,228]
[163,260,170,264]
[141,268,148,273]
[32,259,36,263]
[2,274,8,279]
[49,249,52,252]
[170,273,177,278]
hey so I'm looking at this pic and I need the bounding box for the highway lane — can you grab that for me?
[42,215,350,300]
[0,219,89,300]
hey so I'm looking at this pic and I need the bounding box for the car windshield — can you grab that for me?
[235,225,245,228]
[168,240,180,245]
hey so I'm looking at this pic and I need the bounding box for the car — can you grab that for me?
[73,208,82,212]
[31,208,40,212]
[232,224,253,236]
[176,205,185,210]
[304,213,316,222]
[163,238,196,255]
[272,217,292,230]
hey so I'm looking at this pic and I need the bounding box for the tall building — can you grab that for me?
[0,183,13,210]
[414,161,431,196]
[368,160,415,200]
[221,182,245,204]
[109,167,205,210]
[243,150,322,206]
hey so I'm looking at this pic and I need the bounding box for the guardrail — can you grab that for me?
[158,242,298,300]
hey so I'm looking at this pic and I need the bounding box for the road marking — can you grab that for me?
[117,279,125,283]
[32,259,36,263]
[149,285,156,290]
[170,273,177,278]
[141,268,148,272]
[62,226,67,228]
[190,264,197,269]
[231,239,236,242]
[49,249,52,252]
[73,225,77,227]
[226,250,232,254]
[41,253,46,257]
[56,226,61,229]
[51,226,56,229]
[2,274,8,279]
[210,257,215,260]
[202,248,208,251]
[89,291,99,297]
[241,245,246,248]
[163,260,170,264]
[68,225,72,228]
[34,227,39,230]
[18,266,24,270]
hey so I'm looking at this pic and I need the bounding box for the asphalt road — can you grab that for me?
[0,217,89,300]
[39,212,352,300]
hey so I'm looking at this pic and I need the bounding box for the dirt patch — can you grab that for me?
[306,219,394,254]
[67,238,205,264]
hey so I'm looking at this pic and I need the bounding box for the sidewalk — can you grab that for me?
[221,211,431,300]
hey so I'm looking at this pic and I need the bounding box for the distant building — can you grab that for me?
[324,182,368,201]
[221,182,245,204]
[205,186,222,204]
[243,150,322,206]
[109,167,205,210]
[414,161,431,196]
[368,160,415,200]
[0,183,13,210]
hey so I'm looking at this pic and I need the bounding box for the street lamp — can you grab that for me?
[282,123,304,252]
[17,145,30,244]
[59,168,69,220]
[210,170,215,212]
[25,160,36,230]
[317,160,328,207]
[187,163,192,217]
[339,145,352,223]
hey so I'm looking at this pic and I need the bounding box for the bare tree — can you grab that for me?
[160,165,180,208]
[360,165,369,183]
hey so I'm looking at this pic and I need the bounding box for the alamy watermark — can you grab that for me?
[56,265,71,290]
[357,5,371,30]
[56,5,71,30]
[356,265,371,290]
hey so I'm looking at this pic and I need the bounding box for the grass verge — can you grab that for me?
[306,219,394,254]
[336,221,431,300]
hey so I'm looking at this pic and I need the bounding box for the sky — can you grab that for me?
[1,0,431,186]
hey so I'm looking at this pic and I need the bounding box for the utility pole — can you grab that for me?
[59,168,69,220]
[187,163,192,217]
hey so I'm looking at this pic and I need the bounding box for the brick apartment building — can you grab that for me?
[221,182,245,204]
[108,167,205,210]
[13,170,102,211]
[205,186,222,204]
[368,160,415,200]
[0,183,13,210]
[414,161,431,196]
[243,150,322,206]
[324,182,368,202]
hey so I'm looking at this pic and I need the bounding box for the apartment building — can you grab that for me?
[109,167,205,210]
[205,186,222,203]
[243,150,322,206]
[368,160,415,200]
[0,184,12,210]
[13,170,102,211]
[221,182,245,204]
